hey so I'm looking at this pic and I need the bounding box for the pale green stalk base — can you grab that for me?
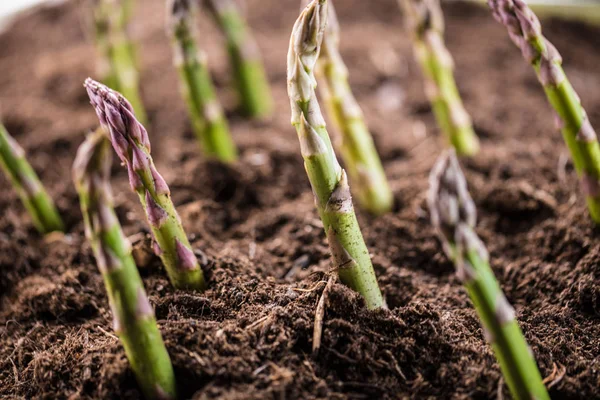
[0,124,63,234]
[415,41,480,156]
[463,249,549,400]
[213,6,272,118]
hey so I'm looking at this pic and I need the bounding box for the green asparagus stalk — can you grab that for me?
[0,123,64,234]
[206,0,273,118]
[312,0,393,215]
[93,0,147,124]
[428,151,549,400]
[73,128,176,400]
[489,0,600,224]
[398,0,480,156]
[288,0,384,309]
[167,0,238,162]
[85,78,206,291]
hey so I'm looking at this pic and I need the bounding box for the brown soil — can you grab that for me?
[1,0,599,399]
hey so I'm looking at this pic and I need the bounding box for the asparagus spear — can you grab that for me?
[206,0,273,118]
[73,128,176,400]
[489,0,600,223]
[84,78,206,291]
[428,151,549,400]
[398,0,480,156]
[92,0,147,124]
[312,0,393,215]
[167,0,238,162]
[0,123,64,234]
[288,0,384,309]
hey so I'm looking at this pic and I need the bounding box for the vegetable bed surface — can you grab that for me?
[0,0,599,398]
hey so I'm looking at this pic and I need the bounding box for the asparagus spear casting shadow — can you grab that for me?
[167,0,238,163]
[398,0,480,156]
[84,78,206,291]
[0,123,64,234]
[428,150,549,400]
[287,0,384,310]
[312,0,394,216]
[489,0,600,224]
[73,128,177,400]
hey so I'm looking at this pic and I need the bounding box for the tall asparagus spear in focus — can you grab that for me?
[73,128,177,400]
[206,0,273,118]
[85,78,206,290]
[398,0,480,156]
[167,0,238,162]
[489,0,600,223]
[428,151,549,400]
[91,0,147,124]
[0,123,64,234]
[288,0,384,309]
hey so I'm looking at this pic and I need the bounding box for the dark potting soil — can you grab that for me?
[0,0,599,398]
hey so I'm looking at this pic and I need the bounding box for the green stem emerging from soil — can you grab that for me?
[287,0,384,309]
[85,78,206,291]
[167,0,238,162]
[0,123,64,234]
[206,0,273,118]
[313,0,393,215]
[489,0,600,224]
[73,128,176,400]
[428,151,549,400]
[398,0,480,156]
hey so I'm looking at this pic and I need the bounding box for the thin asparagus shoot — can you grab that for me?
[85,78,206,291]
[94,0,147,124]
[167,0,238,162]
[73,128,176,400]
[313,0,393,215]
[398,0,480,156]
[489,0,600,223]
[428,151,549,400]
[206,0,273,118]
[0,123,64,234]
[288,0,384,309]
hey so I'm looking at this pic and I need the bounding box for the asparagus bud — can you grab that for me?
[303,0,393,215]
[0,123,64,234]
[288,0,384,309]
[206,0,273,118]
[398,0,480,156]
[488,0,600,224]
[91,0,147,124]
[428,151,549,400]
[73,128,176,400]
[167,0,238,162]
[84,78,206,290]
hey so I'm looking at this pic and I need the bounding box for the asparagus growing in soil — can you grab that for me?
[206,0,273,117]
[85,78,206,290]
[428,151,549,400]
[0,123,64,234]
[73,129,176,400]
[489,0,600,224]
[92,0,147,124]
[288,0,384,309]
[398,0,480,156]
[167,0,238,162]
[310,0,393,215]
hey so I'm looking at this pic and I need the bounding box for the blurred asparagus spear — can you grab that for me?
[167,0,238,162]
[0,123,64,234]
[398,0,480,156]
[85,78,206,290]
[428,151,549,400]
[206,0,273,118]
[288,0,384,309]
[489,0,600,223]
[73,128,177,400]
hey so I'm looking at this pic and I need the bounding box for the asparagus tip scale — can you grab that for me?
[175,239,198,271]
[325,170,353,214]
[299,113,328,157]
[145,191,168,228]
